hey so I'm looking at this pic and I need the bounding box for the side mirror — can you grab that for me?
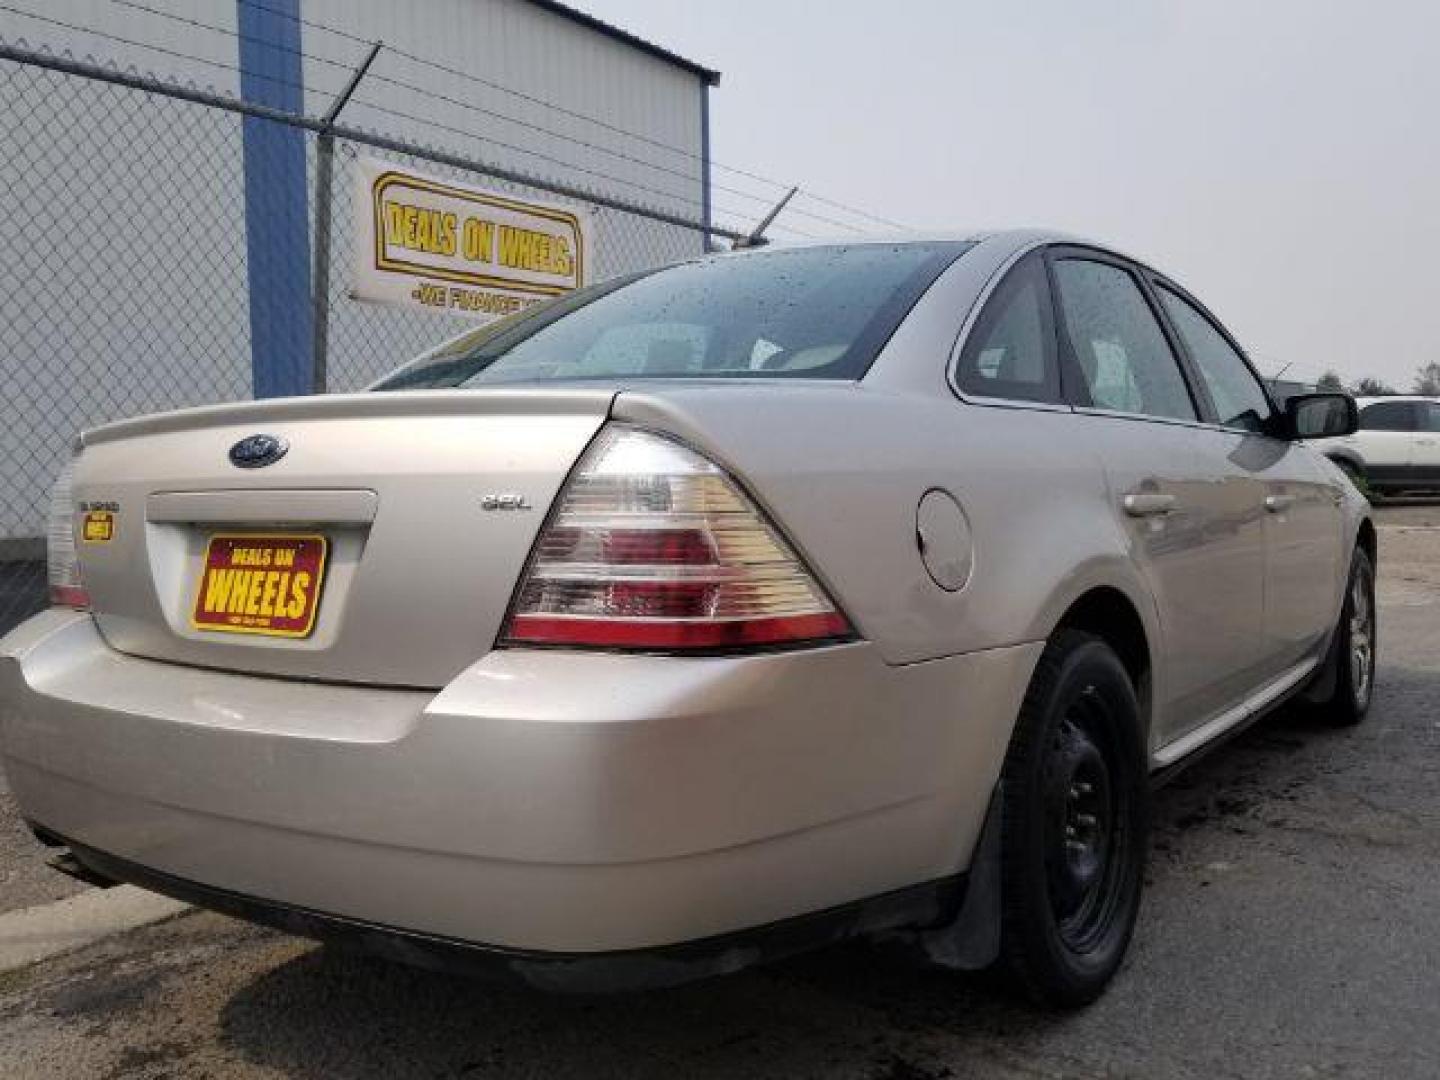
[1285,392,1358,439]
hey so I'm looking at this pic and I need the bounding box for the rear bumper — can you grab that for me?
[51,831,963,991]
[0,610,1038,956]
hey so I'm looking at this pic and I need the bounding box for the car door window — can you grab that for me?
[1053,259,1197,421]
[1359,401,1416,431]
[955,254,1061,403]
[1157,287,1273,432]
[1421,402,1440,432]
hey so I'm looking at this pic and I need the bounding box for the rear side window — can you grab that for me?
[955,254,1060,403]
[1359,401,1417,431]
[1422,402,1440,432]
[374,243,971,389]
[1053,259,1197,421]
[1157,286,1272,432]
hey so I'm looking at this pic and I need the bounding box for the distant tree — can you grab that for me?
[1413,362,1440,396]
[1352,376,1398,396]
[1315,370,1345,392]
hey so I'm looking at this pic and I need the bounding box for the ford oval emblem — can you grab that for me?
[229,434,288,469]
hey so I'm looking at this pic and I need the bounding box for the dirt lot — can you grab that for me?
[0,772,86,916]
[1,507,1437,1079]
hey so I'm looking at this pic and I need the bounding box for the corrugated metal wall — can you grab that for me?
[302,0,706,226]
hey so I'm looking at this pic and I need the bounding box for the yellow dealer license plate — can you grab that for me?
[191,534,328,638]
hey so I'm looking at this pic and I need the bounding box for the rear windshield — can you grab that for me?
[373,242,971,389]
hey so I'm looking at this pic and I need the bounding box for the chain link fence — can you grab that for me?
[0,42,736,635]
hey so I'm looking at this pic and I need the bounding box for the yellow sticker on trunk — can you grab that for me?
[81,510,115,544]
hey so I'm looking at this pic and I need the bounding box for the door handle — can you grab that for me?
[1122,491,1176,517]
[1264,494,1295,513]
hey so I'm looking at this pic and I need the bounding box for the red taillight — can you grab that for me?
[49,584,91,608]
[508,611,851,649]
[47,459,90,610]
[502,426,853,651]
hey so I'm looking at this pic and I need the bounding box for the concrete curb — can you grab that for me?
[0,886,189,974]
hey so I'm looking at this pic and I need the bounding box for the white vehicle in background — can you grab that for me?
[1313,396,1440,495]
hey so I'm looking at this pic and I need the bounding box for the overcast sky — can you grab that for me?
[589,0,1440,389]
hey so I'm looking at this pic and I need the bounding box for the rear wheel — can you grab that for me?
[997,630,1148,1008]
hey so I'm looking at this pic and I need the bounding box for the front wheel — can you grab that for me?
[997,630,1148,1008]
[1313,547,1377,725]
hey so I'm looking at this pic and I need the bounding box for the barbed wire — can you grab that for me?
[104,0,864,236]
[222,0,909,232]
[0,4,773,232]
[341,92,791,233]
[3,0,905,235]
[0,1,326,99]
[0,0,890,241]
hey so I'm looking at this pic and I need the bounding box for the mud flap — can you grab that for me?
[1300,620,1341,705]
[912,782,1003,971]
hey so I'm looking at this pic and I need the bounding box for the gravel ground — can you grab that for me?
[1,510,1437,1078]
[0,767,87,916]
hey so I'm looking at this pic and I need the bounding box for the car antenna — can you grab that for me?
[732,187,798,249]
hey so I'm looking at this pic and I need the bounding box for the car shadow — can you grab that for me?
[215,936,1056,1080]
[209,666,1432,1080]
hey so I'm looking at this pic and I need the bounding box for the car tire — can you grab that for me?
[1312,546,1377,726]
[996,629,1148,1009]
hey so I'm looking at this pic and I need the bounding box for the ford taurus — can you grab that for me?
[0,232,1374,1006]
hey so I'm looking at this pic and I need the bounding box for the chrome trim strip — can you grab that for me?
[1073,405,1293,442]
[146,489,379,525]
[1152,657,1319,768]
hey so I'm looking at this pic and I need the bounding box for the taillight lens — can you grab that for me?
[503,426,853,650]
[47,458,90,609]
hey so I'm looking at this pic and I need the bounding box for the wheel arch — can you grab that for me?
[1326,449,1366,474]
[1049,585,1155,743]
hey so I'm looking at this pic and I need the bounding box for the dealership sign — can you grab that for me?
[354,157,591,321]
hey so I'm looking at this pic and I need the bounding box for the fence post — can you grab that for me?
[731,186,797,249]
[311,40,382,394]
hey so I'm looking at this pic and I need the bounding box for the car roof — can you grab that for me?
[737,229,1159,274]
[750,228,1076,251]
[1354,396,1438,405]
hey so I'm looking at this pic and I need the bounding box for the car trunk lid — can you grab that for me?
[71,389,613,687]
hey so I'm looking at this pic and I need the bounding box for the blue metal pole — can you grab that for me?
[236,0,312,398]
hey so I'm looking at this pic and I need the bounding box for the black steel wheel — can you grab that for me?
[998,629,1148,1008]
